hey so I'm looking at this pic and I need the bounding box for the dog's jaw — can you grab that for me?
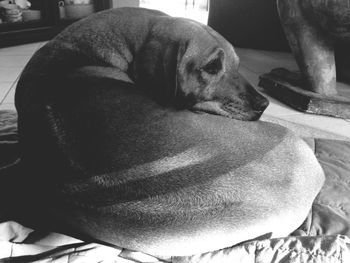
[221,101,265,121]
[192,100,264,121]
[192,101,230,117]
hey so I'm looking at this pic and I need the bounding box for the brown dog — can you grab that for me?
[16,7,268,121]
[14,8,324,257]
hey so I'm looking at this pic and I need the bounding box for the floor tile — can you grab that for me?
[0,103,16,112]
[239,65,260,86]
[0,68,22,82]
[261,50,295,61]
[2,86,15,104]
[0,82,13,103]
[337,81,350,98]
[261,114,350,141]
[0,55,32,68]
[279,113,350,140]
[236,48,298,74]
[0,43,38,56]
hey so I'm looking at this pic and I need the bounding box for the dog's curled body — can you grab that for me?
[16,7,268,120]
[15,8,324,257]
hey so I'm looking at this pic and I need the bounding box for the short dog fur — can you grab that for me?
[16,7,269,121]
[14,8,324,257]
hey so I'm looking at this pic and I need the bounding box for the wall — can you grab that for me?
[208,0,290,51]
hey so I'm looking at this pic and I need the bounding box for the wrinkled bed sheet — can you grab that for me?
[0,110,349,263]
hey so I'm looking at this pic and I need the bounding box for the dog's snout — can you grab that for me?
[254,96,269,112]
[243,79,269,113]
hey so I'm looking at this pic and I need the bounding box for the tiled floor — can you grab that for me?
[0,42,45,110]
[0,42,349,140]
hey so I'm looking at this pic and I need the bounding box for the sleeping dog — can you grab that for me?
[14,8,324,257]
[16,8,269,121]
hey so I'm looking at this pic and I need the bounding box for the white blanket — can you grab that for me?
[0,221,349,263]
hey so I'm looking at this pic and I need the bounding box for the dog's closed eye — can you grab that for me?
[202,57,222,75]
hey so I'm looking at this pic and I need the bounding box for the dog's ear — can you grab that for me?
[201,48,225,76]
[176,44,225,105]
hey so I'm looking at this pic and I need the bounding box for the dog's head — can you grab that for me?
[175,22,269,121]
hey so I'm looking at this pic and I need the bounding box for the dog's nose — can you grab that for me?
[254,96,269,113]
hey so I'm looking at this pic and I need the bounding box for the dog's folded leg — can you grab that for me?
[68,66,134,85]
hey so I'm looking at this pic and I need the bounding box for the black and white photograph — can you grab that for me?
[0,0,349,262]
